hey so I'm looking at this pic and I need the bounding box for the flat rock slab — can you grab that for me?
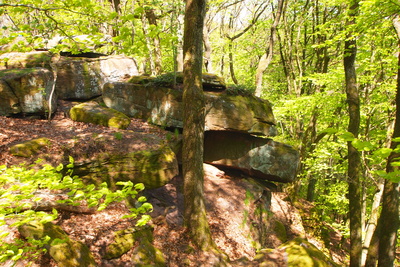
[103,82,277,137]
[204,131,299,183]
[69,101,131,129]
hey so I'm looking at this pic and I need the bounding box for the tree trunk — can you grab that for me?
[182,0,214,250]
[228,41,238,84]
[254,0,285,97]
[376,16,400,267]
[344,1,362,267]
[203,23,213,73]
[145,8,163,75]
[361,179,384,266]
[141,13,155,75]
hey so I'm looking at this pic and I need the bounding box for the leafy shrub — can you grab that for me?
[0,158,152,264]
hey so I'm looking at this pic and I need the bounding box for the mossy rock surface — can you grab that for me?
[273,220,288,243]
[19,221,96,267]
[73,145,179,189]
[10,137,50,157]
[104,226,165,266]
[131,227,166,266]
[280,237,340,267]
[0,51,53,70]
[104,228,136,259]
[70,101,131,129]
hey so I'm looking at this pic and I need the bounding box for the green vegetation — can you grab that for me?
[1,0,400,265]
[0,158,152,265]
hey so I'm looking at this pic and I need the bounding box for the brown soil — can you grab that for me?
[0,104,349,266]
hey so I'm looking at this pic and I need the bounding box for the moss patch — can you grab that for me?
[131,227,166,266]
[10,137,50,157]
[280,237,340,267]
[104,229,136,259]
[70,101,131,129]
[73,145,178,189]
[19,221,96,267]
[273,220,288,243]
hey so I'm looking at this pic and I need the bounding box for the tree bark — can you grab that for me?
[145,8,163,75]
[376,15,400,267]
[254,0,285,97]
[182,0,214,250]
[203,23,213,73]
[344,1,362,267]
[228,41,238,84]
[361,179,384,266]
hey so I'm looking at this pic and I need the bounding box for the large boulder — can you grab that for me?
[0,52,139,100]
[0,51,53,70]
[72,143,179,190]
[55,55,139,100]
[103,82,276,137]
[0,68,56,116]
[203,131,299,183]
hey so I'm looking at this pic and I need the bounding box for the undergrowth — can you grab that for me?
[0,157,152,264]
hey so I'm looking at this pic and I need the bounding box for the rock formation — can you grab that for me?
[204,131,299,183]
[103,81,277,137]
[0,67,56,116]
[0,51,298,184]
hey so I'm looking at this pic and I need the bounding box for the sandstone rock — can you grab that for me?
[73,144,179,190]
[104,228,136,259]
[10,137,50,157]
[19,221,96,267]
[279,237,340,267]
[205,93,276,136]
[1,52,139,100]
[130,226,166,266]
[0,51,53,70]
[69,101,131,129]
[103,82,276,137]
[55,55,138,100]
[0,79,20,115]
[204,131,299,183]
[103,227,165,264]
[0,68,56,116]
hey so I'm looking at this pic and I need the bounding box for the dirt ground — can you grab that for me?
[0,105,349,266]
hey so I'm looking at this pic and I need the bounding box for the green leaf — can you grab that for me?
[136,215,151,226]
[339,132,355,142]
[373,148,392,158]
[137,196,147,202]
[352,139,374,151]
[134,183,145,191]
[320,127,338,135]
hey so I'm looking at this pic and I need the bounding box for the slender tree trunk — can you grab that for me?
[228,41,238,84]
[203,23,213,73]
[141,13,155,75]
[344,1,362,267]
[254,0,285,97]
[145,8,163,75]
[361,179,384,266]
[376,16,400,267]
[366,16,400,267]
[182,0,214,251]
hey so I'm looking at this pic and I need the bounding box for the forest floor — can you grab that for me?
[0,103,350,266]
